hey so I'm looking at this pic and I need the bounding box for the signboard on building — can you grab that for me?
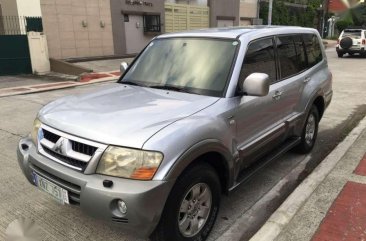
[126,0,153,7]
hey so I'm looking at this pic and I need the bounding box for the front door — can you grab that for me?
[234,37,287,169]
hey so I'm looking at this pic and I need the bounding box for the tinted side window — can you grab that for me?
[293,35,308,71]
[276,36,300,79]
[303,34,323,67]
[240,38,277,84]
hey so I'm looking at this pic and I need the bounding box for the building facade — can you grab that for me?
[0,0,41,17]
[40,0,241,59]
[40,0,115,59]
[0,0,42,35]
[240,0,258,25]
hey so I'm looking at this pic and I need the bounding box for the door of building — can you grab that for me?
[0,16,42,76]
[165,3,209,33]
[124,15,152,55]
[0,35,31,75]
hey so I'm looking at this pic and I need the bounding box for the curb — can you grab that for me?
[249,115,366,241]
[0,71,120,98]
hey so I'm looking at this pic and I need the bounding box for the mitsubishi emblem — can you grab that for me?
[54,138,65,155]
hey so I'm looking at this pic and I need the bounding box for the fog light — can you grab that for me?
[118,200,127,214]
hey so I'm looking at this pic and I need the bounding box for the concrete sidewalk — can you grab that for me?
[250,115,366,241]
[73,58,134,72]
[0,57,135,98]
[0,71,120,98]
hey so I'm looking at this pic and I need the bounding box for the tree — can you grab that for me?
[260,0,322,27]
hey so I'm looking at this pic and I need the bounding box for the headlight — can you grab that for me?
[97,146,163,180]
[31,118,42,145]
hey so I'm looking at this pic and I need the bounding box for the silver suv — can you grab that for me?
[17,26,332,241]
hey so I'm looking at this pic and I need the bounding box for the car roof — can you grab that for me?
[343,29,365,31]
[157,26,318,39]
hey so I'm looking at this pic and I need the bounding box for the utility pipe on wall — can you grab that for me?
[268,0,273,25]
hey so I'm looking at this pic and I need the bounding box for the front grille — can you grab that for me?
[31,164,81,205]
[70,140,97,156]
[42,145,88,171]
[39,126,102,172]
[43,129,60,143]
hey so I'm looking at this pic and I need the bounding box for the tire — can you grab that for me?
[340,37,352,49]
[294,105,319,154]
[151,163,221,241]
[337,52,343,58]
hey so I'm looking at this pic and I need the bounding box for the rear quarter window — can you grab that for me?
[303,34,323,68]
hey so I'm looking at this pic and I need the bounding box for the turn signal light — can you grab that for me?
[130,167,158,180]
[362,39,365,45]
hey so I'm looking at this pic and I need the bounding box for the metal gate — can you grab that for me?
[0,16,43,76]
[164,3,209,33]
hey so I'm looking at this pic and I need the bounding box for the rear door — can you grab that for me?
[274,35,308,121]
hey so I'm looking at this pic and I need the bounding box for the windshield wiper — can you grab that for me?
[149,85,191,93]
[120,81,146,87]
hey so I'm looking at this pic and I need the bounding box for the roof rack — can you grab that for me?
[345,26,366,30]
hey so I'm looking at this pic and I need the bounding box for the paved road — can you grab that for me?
[0,48,365,241]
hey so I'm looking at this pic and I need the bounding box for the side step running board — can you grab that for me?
[229,137,301,192]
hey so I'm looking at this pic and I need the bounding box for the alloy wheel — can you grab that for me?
[178,183,212,237]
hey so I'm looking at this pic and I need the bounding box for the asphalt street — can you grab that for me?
[0,47,365,241]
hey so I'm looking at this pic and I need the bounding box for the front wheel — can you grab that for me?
[337,52,343,58]
[294,105,319,154]
[151,163,221,241]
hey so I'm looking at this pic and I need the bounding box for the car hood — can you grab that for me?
[39,83,219,149]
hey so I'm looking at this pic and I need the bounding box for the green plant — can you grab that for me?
[259,0,322,27]
[335,20,353,32]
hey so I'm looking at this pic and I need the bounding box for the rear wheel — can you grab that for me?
[294,105,319,154]
[151,163,221,241]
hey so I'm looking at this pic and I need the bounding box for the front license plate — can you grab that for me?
[33,172,69,205]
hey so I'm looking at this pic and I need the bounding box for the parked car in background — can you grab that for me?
[336,28,366,57]
[17,26,332,241]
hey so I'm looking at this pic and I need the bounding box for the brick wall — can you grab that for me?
[41,0,114,59]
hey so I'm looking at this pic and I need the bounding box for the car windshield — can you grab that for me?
[121,38,239,97]
[343,30,361,39]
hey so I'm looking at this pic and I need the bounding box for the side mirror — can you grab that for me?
[120,62,128,73]
[241,73,270,96]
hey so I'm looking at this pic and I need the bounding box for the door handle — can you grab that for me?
[272,90,283,100]
[304,77,311,83]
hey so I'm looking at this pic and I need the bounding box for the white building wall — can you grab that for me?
[16,0,41,16]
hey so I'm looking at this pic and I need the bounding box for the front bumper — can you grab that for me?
[17,137,174,238]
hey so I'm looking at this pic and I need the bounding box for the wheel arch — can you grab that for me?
[313,95,325,120]
[164,139,235,194]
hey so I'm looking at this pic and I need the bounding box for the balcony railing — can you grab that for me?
[0,16,43,35]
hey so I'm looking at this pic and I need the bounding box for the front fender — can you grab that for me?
[163,139,236,190]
